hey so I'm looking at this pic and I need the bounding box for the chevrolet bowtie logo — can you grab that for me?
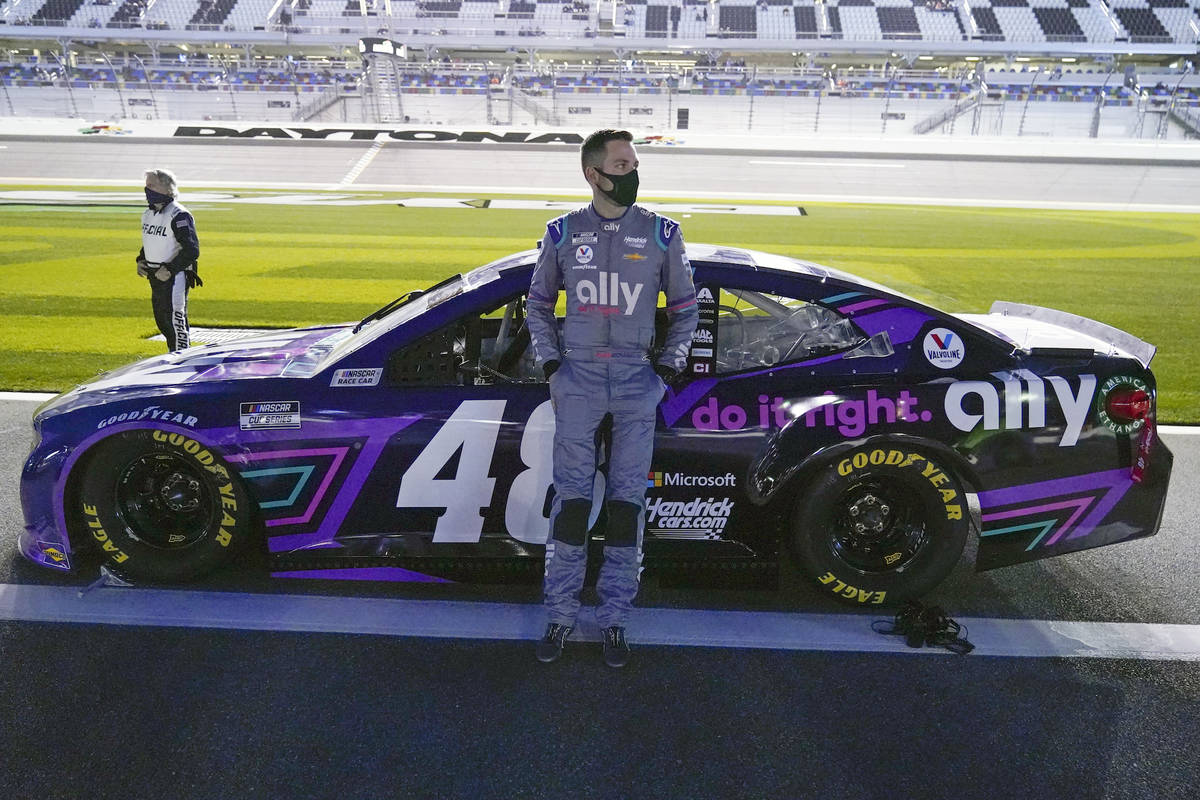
[623,252,647,261]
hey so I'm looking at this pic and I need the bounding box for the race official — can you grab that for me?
[528,129,698,668]
[138,168,201,352]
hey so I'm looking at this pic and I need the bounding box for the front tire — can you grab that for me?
[77,429,250,582]
[792,445,968,606]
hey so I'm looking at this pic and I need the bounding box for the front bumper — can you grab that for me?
[19,443,76,573]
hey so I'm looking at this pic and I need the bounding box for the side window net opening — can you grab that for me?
[386,294,546,387]
[477,296,542,383]
[710,288,867,374]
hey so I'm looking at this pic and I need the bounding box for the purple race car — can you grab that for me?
[19,245,1173,604]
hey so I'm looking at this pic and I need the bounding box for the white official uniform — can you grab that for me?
[141,199,199,352]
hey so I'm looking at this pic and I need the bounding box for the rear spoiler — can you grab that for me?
[989,301,1156,368]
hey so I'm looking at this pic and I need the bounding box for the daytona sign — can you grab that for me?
[173,127,585,143]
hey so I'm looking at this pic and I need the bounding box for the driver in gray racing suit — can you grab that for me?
[528,129,698,667]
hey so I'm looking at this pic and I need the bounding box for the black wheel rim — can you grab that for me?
[827,479,930,574]
[114,452,217,551]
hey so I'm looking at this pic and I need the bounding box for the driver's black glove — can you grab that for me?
[542,359,561,380]
[653,363,678,383]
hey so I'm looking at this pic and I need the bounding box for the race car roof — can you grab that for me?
[478,244,916,304]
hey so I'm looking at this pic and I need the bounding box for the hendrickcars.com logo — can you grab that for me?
[647,471,737,489]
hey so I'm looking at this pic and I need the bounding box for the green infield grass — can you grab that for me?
[1,186,1196,422]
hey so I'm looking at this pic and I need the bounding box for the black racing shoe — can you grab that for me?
[602,626,631,668]
[535,623,573,663]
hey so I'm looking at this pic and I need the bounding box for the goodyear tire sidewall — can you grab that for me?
[793,445,968,606]
[77,428,248,582]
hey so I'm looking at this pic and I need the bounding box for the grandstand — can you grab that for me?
[1,0,1197,51]
[1,0,1197,138]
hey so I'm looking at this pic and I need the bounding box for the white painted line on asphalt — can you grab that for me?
[2,583,1199,661]
[749,160,907,168]
[1,177,1195,213]
[0,391,56,402]
[339,140,385,186]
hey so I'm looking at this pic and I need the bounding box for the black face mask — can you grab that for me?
[595,167,639,207]
[145,188,173,209]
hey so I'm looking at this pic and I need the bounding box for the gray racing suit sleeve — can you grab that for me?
[528,225,565,367]
[655,226,699,372]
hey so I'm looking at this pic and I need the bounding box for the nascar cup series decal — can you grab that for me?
[240,401,301,430]
[923,328,964,369]
[331,368,383,387]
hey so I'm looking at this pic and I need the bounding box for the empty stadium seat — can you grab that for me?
[1033,6,1085,40]
[1113,5,1170,40]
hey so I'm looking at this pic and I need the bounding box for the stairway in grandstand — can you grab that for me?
[510,86,561,126]
[913,88,981,132]
[364,53,404,123]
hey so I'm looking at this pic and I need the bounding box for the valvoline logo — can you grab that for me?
[923,327,965,369]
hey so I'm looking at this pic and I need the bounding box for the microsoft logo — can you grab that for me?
[647,471,736,489]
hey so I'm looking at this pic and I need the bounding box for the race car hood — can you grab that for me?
[37,325,352,420]
[955,302,1156,368]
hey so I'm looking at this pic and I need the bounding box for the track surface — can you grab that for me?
[2,139,1199,799]
[2,137,1199,210]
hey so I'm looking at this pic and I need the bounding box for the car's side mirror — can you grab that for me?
[844,331,894,359]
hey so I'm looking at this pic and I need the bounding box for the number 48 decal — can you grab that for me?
[395,399,604,545]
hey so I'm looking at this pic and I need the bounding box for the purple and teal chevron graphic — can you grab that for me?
[822,291,931,346]
[225,414,423,553]
[237,447,350,527]
[977,469,1134,552]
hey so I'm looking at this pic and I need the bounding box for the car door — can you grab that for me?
[645,263,884,558]
[328,283,563,557]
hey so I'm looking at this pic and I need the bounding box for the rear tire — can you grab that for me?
[77,429,249,582]
[792,445,968,606]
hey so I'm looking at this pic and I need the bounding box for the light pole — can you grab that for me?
[132,53,159,120]
[99,51,126,120]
